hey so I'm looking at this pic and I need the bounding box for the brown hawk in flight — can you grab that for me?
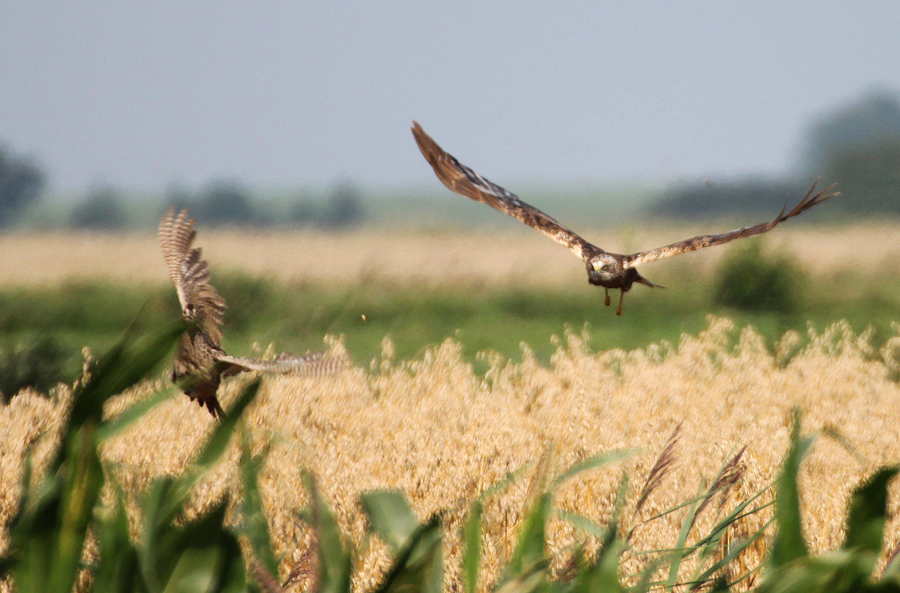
[412,121,838,315]
[159,208,344,417]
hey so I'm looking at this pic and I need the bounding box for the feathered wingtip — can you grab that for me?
[411,120,439,166]
[272,351,351,376]
[781,180,840,221]
[216,350,351,377]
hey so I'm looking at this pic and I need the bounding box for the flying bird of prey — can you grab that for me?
[412,121,838,315]
[159,208,343,417]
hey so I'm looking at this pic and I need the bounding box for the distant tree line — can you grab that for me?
[163,179,366,229]
[652,179,806,219]
[3,89,899,229]
[65,179,367,231]
[0,144,44,228]
[0,142,367,230]
[288,181,365,229]
[653,89,900,219]
[70,185,128,230]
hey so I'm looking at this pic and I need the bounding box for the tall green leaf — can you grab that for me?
[237,433,280,585]
[551,449,637,489]
[374,516,444,593]
[507,492,551,578]
[770,410,813,570]
[139,379,260,592]
[462,500,483,593]
[844,467,899,556]
[157,379,261,524]
[304,472,353,593]
[91,485,142,593]
[70,319,185,430]
[572,475,628,593]
[48,425,105,592]
[361,489,420,554]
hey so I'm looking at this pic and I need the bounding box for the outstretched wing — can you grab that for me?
[159,208,227,343]
[412,121,596,261]
[215,351,349,378]
[623,182,838,269]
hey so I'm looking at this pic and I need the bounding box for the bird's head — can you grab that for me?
[183,303,199,322]
[587,253,619,283]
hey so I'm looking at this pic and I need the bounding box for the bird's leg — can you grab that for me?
[616,290,625,316]
[604,288,611,306]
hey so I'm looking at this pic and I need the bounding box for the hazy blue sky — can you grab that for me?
[1,2,898,193]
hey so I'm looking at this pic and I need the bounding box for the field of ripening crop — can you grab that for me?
[1,226,900,591]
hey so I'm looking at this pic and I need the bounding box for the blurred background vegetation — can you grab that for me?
[2,90,899,398]
[2,89,899,232]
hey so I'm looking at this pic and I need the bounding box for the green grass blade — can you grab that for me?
[91,484,142,593]
[360,489,420,554]
[557,509,611,541]
[48,426,105,592]
[304,472,353,593]
[573,475,628,593]
[844,466,899,556]
[156,503,245,593]
[479,465,529,501]
[630,557,669,593]
[770,410,813,569]
[159,379,261,522]
[507,492,551,578]
[492,560,547,593]
[97,388,173,442]
[551,449,638,489]
[137,380,259,590]
[161,547,226,593]
[70,319,185,430]
[237,433,279,583]
[373,516,444,593]
[690,518,773,588]
[462,500,483,593]
[664,483,703,591]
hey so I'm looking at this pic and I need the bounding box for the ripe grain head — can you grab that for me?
[1,318,900,591]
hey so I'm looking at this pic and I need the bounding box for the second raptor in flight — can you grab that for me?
[412,121,837,315]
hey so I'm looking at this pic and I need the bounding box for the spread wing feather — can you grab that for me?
[623,182,839,269]
[412,121,595,261]
[159,208,227,342]
[215,351,349,377]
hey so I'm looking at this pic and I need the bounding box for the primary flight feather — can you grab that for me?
[412,121,838,315]
[159,208,344,417]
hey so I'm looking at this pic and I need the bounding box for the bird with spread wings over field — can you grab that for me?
[159,208,344,418]
[412,121,838,315]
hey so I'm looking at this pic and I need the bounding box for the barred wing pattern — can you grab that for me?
[160,207,349,418]
[622,183,838,269]
[216,351,349,377]
[159,208,227,343]
[412,121,594,261]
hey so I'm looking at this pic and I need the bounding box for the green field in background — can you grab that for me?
[2,266,898,392]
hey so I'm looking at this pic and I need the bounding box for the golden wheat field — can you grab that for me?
[2,223,899,288]
[3,318,900,591]
[2,226,900,591]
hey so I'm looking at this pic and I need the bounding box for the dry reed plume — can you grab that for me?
[2,318,900,591]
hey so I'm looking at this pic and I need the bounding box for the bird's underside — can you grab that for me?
[160,208,345,418]
[411,121,838,315]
